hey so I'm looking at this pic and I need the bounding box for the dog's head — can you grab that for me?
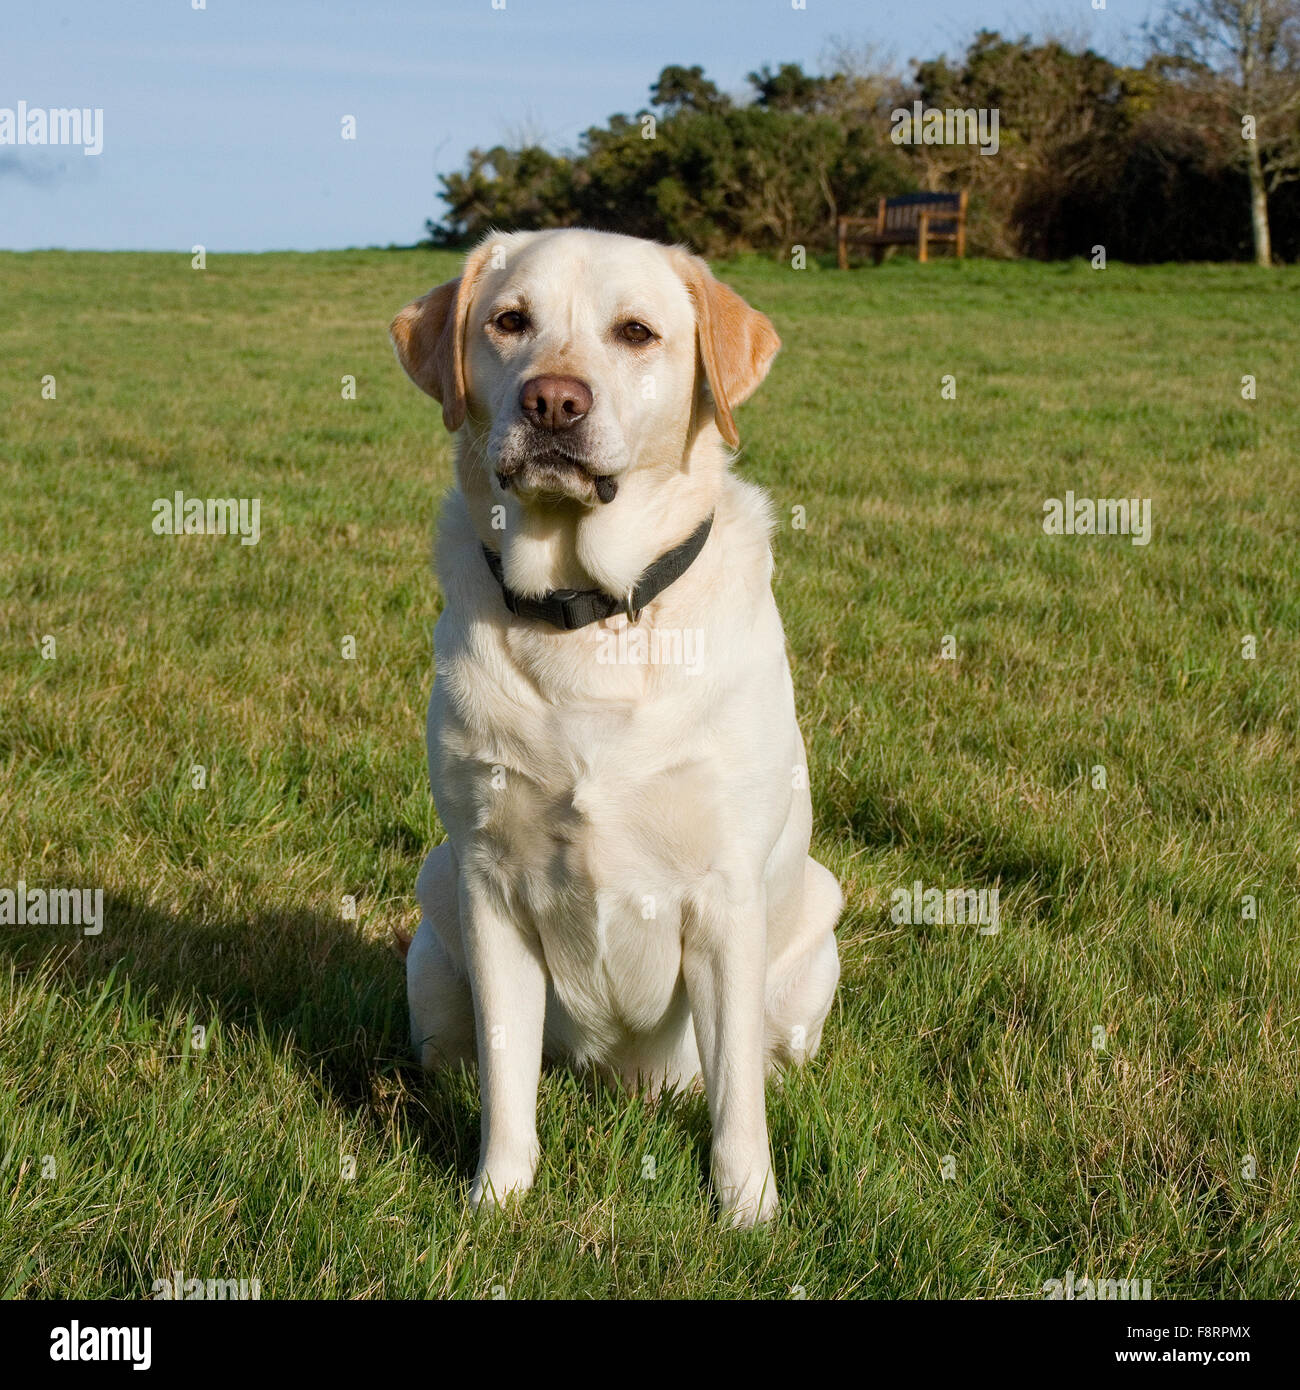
[390,229,780,507]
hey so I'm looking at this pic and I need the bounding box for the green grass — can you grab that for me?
[1,250,1298,1299]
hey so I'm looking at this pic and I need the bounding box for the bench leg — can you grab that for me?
[837,221,848,271]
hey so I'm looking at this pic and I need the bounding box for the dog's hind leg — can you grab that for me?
[764,856,842,1068]
[408,841,476,1070]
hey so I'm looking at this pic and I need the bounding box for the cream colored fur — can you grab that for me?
[391,228,841,1227]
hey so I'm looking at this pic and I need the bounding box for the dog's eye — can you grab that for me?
[619,321,655,344]
[494,311,529,334]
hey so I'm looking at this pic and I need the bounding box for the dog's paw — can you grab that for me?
[469,1154,538,1213]
[716,1172,779,1229]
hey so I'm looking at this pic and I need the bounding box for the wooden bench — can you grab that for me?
[838,191,968,267]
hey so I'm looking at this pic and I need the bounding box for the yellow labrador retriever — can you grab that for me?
[391,229,841,1226]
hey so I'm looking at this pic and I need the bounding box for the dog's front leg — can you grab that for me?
[683,886,778,1227]
[460,873,546,1211]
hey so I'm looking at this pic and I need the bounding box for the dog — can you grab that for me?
[390,228,841,1227]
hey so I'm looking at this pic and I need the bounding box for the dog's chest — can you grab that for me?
[440,671,722,1041]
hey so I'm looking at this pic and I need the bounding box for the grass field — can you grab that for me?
[1,249,1298,1299]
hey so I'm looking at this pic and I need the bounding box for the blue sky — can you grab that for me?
[0,0,1163,251]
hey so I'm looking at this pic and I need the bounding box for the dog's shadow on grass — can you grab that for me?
[2,889,481,1180]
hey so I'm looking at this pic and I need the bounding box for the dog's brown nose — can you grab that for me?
[519,375,592,432]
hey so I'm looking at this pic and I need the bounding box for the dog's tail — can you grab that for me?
[391,925,413,960]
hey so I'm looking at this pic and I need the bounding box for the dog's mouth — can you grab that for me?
[496,449,619,504]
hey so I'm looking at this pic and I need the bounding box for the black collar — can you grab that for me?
[481,514,713,631]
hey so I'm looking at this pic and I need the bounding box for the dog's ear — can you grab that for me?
[673,252,781,448]
[390,240,494,431]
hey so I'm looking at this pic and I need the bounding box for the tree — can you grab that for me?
[428,145,576,245]
[748,62,834,112]
[420,47,1300,259]
[1152,0,1300,264]
[914,31,1137,258]
[648,65,728,115]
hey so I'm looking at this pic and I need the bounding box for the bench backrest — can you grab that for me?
[878,192,965,234]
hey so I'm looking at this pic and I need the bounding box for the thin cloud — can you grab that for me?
[0,152,71,186]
